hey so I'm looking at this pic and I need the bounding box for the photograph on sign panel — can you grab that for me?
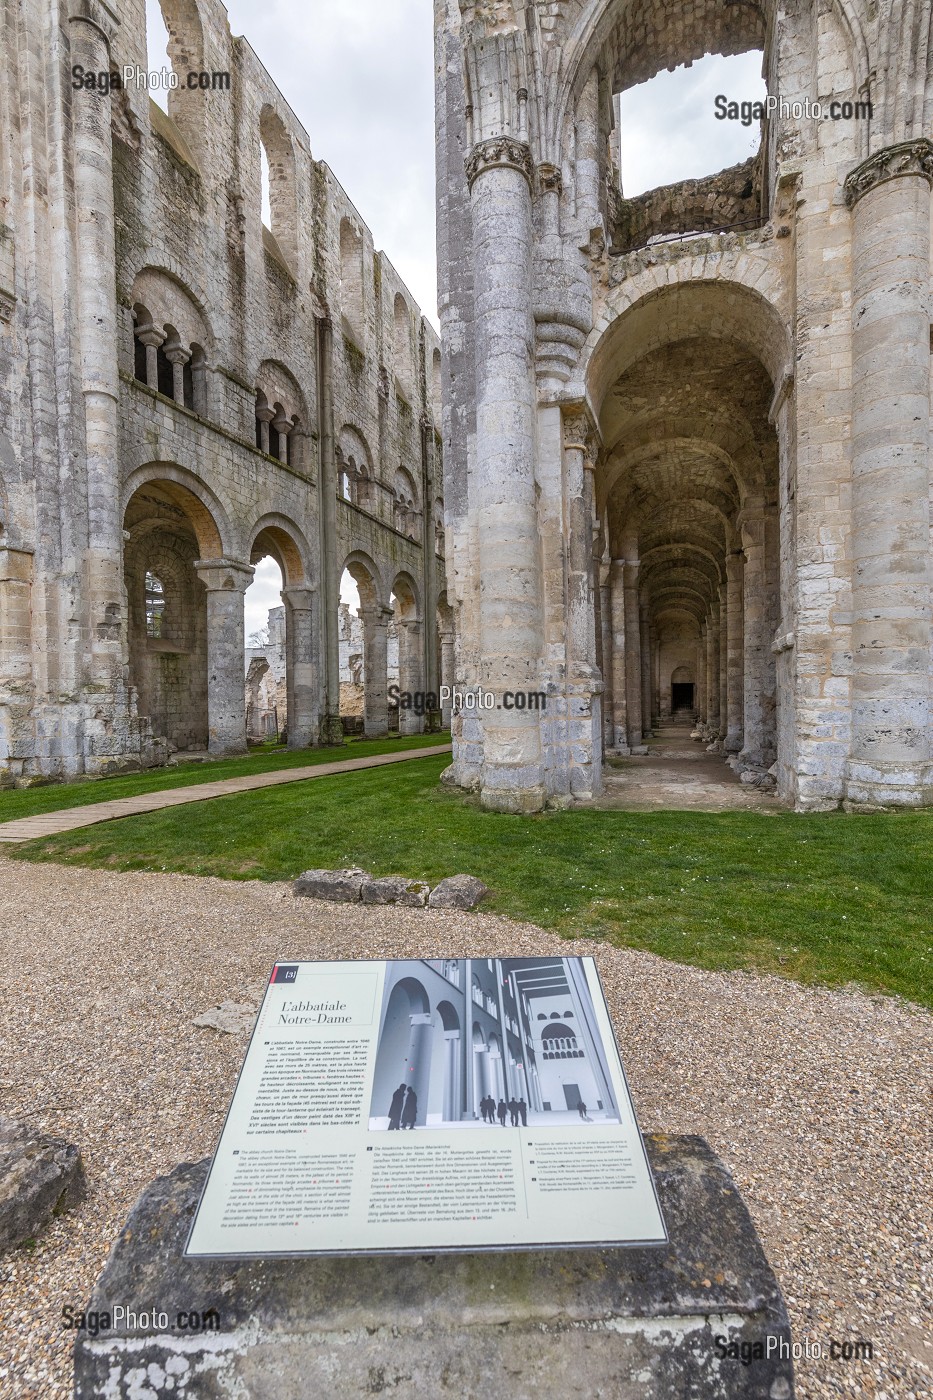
[368,957,621,1131]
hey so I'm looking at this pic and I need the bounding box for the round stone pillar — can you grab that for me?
[843,140,933,804]
[69,2,125,693]
[195,560,253,756]
[282,586,316,750]
[466,136,544,812]
[718,581,728,743]
[398,620,425,735]
[724,551,745,753]
[639,604,652,740]
[706,606,721,733]
[439,632,456,729]
[609,561,629,751]
[623,564,643,746]
[361,605,391,738]
[738,507,771,767]
[696,624,707,722]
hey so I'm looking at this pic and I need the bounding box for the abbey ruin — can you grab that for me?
[0,0,446,781]
[2,0,932,815]
[437,0,933,811]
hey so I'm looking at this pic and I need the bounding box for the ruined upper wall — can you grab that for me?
[109,0,440,501]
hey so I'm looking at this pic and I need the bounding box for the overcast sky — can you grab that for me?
[145,4,766,636]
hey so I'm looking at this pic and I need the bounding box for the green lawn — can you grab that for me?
[9,753,932,1009]
[0,732,451,823]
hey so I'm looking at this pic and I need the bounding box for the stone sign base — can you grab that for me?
[73,1135,793,1399]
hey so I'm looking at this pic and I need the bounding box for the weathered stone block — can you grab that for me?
[427,873,489,908]
[72,1136,794,1399]
[0,1115,86,1252]
[293,868,367,902]
[360,875,430,906]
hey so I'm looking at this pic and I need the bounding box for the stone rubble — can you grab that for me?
[0,1116,86,1254]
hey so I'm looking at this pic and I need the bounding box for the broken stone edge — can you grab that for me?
[293,868,488,910]
[0,1117,87,1253]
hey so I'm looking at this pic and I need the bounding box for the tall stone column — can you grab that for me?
[609,560,628,751]
[0,547,35,768]
[639,604,652,739]
[398,620,425,735]
[843,140,933,804]
[562,409,599,684]
[439,632,456,728]
[163,339,190,407]
[69,1,125,699]
[707,606,721,733]
[315,315,343,745]
[718,581,728,743]
[599,565,613,750]
[623,564,642,746]
[696,623,707,722]
[361,605,391,738]
[282,586,316,749]
[725,551,745,753]
[195,560,253,756]
[467,135,544,812]
[738,507,772,767]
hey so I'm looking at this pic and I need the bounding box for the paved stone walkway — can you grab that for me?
[0,743,452,843]
[597,724,784,812]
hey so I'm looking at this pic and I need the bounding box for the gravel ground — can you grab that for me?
[0,856,929,1399]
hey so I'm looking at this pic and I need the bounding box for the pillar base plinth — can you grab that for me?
[844,758,933,809]
[318,714,346,748]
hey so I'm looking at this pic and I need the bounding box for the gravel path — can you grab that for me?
[0,856,929,1399]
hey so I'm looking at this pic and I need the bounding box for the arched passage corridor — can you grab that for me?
[594,302,782,776]
[123,473,238,755]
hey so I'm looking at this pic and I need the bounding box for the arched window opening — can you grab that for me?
[244,555,286,745]
[393,293,411,398]
[259,106,298,268]
[145,572,166,638]
[614,51,766,254]
[260,141,272,229]
[340,218,365,345]
[145,0,172,114]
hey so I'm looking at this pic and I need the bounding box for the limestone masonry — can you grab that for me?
[0,0,446,781]
[436,0,933,811]
[3,1,933,814]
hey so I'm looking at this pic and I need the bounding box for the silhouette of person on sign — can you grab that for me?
[497,1098,508,1126]
[518,1098,527,1126]
[387,1083,407,1130]
[401,1087,418,1130]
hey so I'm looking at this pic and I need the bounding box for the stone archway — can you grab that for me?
[123,473,247,756]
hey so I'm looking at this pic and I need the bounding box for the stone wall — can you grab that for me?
[436,0,933,811]
[0,0,446,782]
[612,156,762,255]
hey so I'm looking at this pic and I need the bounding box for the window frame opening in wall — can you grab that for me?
[339,217,365,347]
[144,571,166,640]
[612,48,767,256]
[258,105,298,271]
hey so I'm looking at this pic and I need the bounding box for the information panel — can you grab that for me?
[186,957,667,1257]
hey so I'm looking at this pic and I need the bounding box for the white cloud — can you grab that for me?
[618,52,766,196]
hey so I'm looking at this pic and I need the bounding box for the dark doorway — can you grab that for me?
[671,683,695,712]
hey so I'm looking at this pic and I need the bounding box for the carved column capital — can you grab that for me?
[465,136,535,190]
[537,161,563,196]
[843,138,933,208]
[561,402,598,464]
